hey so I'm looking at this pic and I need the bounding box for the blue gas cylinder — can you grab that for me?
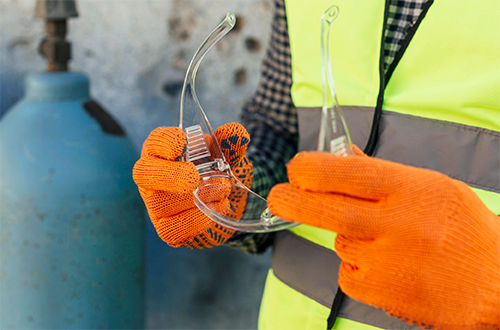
[0,72,145,329]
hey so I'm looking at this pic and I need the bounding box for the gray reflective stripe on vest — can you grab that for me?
[273,231,423,330]
[297,106,373,153]
[297,106,500,192]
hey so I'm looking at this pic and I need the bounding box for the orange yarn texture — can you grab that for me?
[268,151,500,330]
[133,123,253,249]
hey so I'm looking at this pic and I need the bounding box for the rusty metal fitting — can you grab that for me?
[35,0,78,72]
[38,19,71,71]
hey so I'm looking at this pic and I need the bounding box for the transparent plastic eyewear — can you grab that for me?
[318,5,353,156]
[179,8,352,233]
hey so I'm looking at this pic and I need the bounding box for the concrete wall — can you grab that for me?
[1,0,274,329]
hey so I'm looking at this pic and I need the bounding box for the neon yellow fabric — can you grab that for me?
[286,0,500,132]
[383,1,500,132]
[259,270,382,330]
[285,0,384,108]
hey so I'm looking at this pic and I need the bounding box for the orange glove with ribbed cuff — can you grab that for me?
[268,150,500,330]
[133,123,253,249]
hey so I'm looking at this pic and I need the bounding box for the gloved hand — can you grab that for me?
[268,149,500,330]
[133,123,253,249]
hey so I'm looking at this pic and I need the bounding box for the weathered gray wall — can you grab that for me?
[0,0,273,329]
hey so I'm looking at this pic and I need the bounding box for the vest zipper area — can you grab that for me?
[329,1,392,327]
[384,0,434,84]
[363,0,435,156]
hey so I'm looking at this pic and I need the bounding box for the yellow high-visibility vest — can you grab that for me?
[259,1,500,329]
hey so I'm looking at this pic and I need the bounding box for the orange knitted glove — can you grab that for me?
[268,150,500,330]
[133,123,253,249]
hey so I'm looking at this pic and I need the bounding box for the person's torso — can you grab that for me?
[260,0,500,329]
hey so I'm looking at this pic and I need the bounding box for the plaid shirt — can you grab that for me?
[226,0,428,254]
